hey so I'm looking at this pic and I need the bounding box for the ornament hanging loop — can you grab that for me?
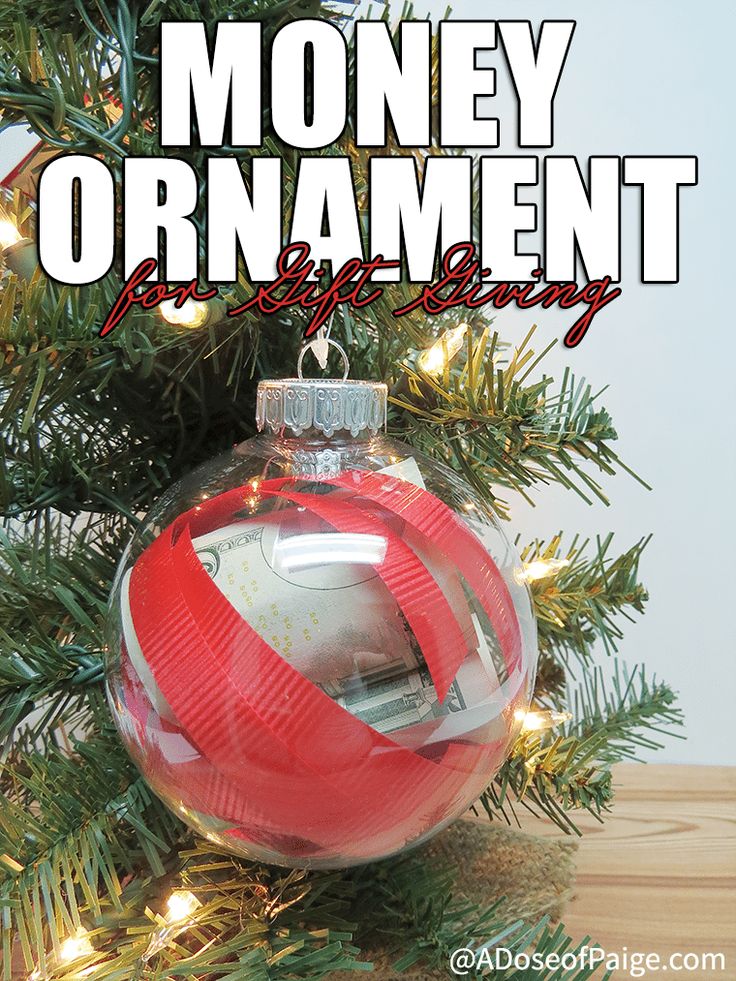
[297,336,350,382]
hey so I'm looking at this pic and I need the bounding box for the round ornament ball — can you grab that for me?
[105,371,538,868]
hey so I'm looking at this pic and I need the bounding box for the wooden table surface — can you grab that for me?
[514,764,736,979]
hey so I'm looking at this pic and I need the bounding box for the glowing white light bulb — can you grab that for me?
[0,219,22,250]
[142,889,203,963]
[165,890,201,923]
[159,297,210,328]
[516,557,570,584]
[417,323,468,375]
[59,928,94,963]
[515,708,573,732]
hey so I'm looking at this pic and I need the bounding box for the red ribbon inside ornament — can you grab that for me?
[121,469,528,861]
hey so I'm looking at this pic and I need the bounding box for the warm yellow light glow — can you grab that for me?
[165,890,201,923]
[59,929,94,963]
[159,297,210,328]
[515,708,573,732]
[417,324,468,375]
[0,219,22,250]
[517,557,570,584]
[142,889,202,962]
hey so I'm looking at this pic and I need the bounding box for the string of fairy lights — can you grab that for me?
[25,889,203,978]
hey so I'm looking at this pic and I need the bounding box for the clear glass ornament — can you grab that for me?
[105,347,538,868]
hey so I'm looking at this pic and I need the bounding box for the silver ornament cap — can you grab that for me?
[256,337,387,438]
[256,377,387,438]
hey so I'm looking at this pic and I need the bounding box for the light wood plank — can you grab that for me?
[495,764,736,978]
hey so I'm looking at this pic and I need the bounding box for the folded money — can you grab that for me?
[121,501,508,749]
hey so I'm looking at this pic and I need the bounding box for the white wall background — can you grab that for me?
[404,0,735,765]
[1,0,733,763]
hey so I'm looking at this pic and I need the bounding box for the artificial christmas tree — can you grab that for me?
[0,2,682,978]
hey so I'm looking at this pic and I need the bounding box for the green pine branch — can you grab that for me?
[3,753,604,981]
[522,533,651,668]
[482,663,682,835]
[391,325,648,515]
[0,725,182,978]
[0,266,269,518]
[0,516,120,742]
[6,847,369,980]
[348,851,604,980]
